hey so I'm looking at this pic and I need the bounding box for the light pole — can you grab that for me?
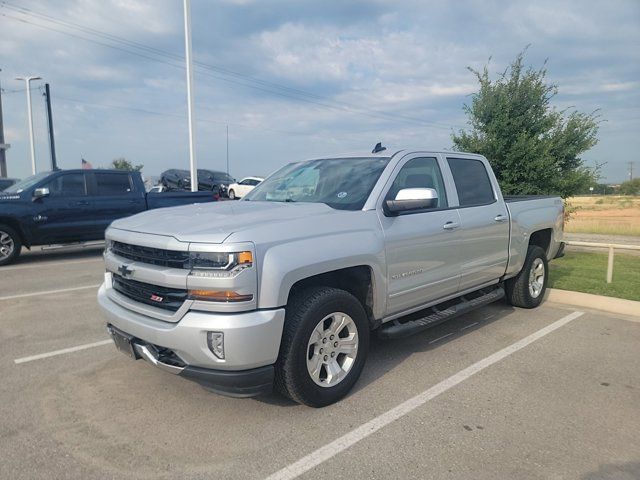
[16,76,42,175]
[182,0,197,192]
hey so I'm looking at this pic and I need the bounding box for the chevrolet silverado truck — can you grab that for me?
[0,169,218,266]
[98,148,565,407]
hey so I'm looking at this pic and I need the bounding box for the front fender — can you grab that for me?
[256,230,386,319]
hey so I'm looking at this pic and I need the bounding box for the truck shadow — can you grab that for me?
[257,301,515,407]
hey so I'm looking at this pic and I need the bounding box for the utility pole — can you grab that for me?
[16,75,42,175]
[183,0,197,192]
[0,70,10,178]
[628,161,634,181]
[226,125,229,174]
[43,83,58,171]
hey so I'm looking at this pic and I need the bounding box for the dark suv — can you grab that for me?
[0,178,19,191]
[161,169,235,196]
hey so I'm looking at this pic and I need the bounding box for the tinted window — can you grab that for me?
[447,158,495,206]
[386,157,448,208]
[44,173,86,196]
[95,173,132,195]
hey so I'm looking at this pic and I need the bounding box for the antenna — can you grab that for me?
[372,142,386,154]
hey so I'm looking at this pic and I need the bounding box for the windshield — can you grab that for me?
[243,157,390,210]
[4,172,50,194]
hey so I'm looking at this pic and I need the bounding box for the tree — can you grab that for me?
[618,178,640,195]
[110,157,143,172]
[452,50,600,198]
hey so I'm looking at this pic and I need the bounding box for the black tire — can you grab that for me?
[0,224,22,267]
[275,287,370,407]
[228,189,236,200]
[505,245,548,308]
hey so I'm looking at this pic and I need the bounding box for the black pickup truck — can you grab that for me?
[0,169,218,266]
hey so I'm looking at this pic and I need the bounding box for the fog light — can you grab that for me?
[207,332,224,359]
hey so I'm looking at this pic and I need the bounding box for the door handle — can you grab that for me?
[443,221,460,230]
[76,201,90,206]
[494,214,507,222]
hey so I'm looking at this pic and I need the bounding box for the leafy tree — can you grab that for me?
[110,157,143,172]
[452,50,600,198]
[618,178,640,195]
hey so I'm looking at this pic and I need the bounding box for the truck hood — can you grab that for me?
[110,201,343,244]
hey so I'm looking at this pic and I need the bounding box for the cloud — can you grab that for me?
[0,0,638,183]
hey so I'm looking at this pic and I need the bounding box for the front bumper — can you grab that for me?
[98,283,285,394]
[106,324,274,397]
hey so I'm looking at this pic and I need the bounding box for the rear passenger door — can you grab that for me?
[446,157,509,291]
[378,155,462,315]
[87,172,145,237]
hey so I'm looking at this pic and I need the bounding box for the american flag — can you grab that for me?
[81,158,93,170]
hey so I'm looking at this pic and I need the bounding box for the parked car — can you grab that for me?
[229,177,264,200]
[0,178,19,191]
[98,148,565,407]
[0,169,218,266]
[160,169,235,196]
[227,177,264,199]
[148,185,166,193]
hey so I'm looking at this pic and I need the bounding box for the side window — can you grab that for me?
[447,158,495,206]
[44,173,86,197]
[95,173,133,195]
[386,157,448,209]
[240,179,250,185]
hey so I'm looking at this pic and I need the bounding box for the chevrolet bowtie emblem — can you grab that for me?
[118,264,133,277]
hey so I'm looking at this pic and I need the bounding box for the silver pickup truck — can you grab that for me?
[98,148,565,407]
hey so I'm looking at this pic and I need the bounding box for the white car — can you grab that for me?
[227,176,263,199]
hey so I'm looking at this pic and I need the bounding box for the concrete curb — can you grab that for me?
[545,288,640,318]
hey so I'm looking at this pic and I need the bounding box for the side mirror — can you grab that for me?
[385,188,438,215]
[32,187,50,201]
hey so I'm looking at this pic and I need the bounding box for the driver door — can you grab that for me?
[378,155,462,316]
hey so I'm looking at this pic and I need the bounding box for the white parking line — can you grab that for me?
[265,310,585,480]
[0,284,101,302]
[14,339,113,364]
[0,257,103,272]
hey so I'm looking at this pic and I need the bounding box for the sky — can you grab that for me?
[0,0,639,184]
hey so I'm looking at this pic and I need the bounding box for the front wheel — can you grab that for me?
[275,287,370,407]
[0,224,22,267]
[228,189,236,200]
[505,245,548,308]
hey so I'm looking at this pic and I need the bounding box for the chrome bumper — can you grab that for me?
[98,283,285,371]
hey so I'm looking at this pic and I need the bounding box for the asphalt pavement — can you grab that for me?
[0,247,638,479]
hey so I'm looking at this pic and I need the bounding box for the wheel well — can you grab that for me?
[529,228,552,255]
[0,217,28,247]
[288,266,375,326]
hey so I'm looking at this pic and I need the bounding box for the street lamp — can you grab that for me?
[15,75,42,175]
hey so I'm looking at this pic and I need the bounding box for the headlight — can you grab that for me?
[189,251,253,278]
[104,239,114,255]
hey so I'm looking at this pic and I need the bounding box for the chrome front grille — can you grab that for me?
[112,275,188,311]
[111,241,189,269]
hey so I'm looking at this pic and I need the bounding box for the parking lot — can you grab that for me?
[1,247,639,480]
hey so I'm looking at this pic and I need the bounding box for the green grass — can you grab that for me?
[548,251,640,301]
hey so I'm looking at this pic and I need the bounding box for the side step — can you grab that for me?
[377,286,505,339]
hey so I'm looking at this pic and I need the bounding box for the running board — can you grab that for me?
[377,287,505,339]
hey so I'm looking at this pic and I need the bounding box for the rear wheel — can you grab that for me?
[505,245,548,308]
[275,287,369,407]
[0,224,21,267]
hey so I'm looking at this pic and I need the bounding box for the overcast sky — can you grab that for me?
[1,0,638,183]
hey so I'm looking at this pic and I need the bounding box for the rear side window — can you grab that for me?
[96,173,133,195]
[44,173,86,196]
[447,158,495,206]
